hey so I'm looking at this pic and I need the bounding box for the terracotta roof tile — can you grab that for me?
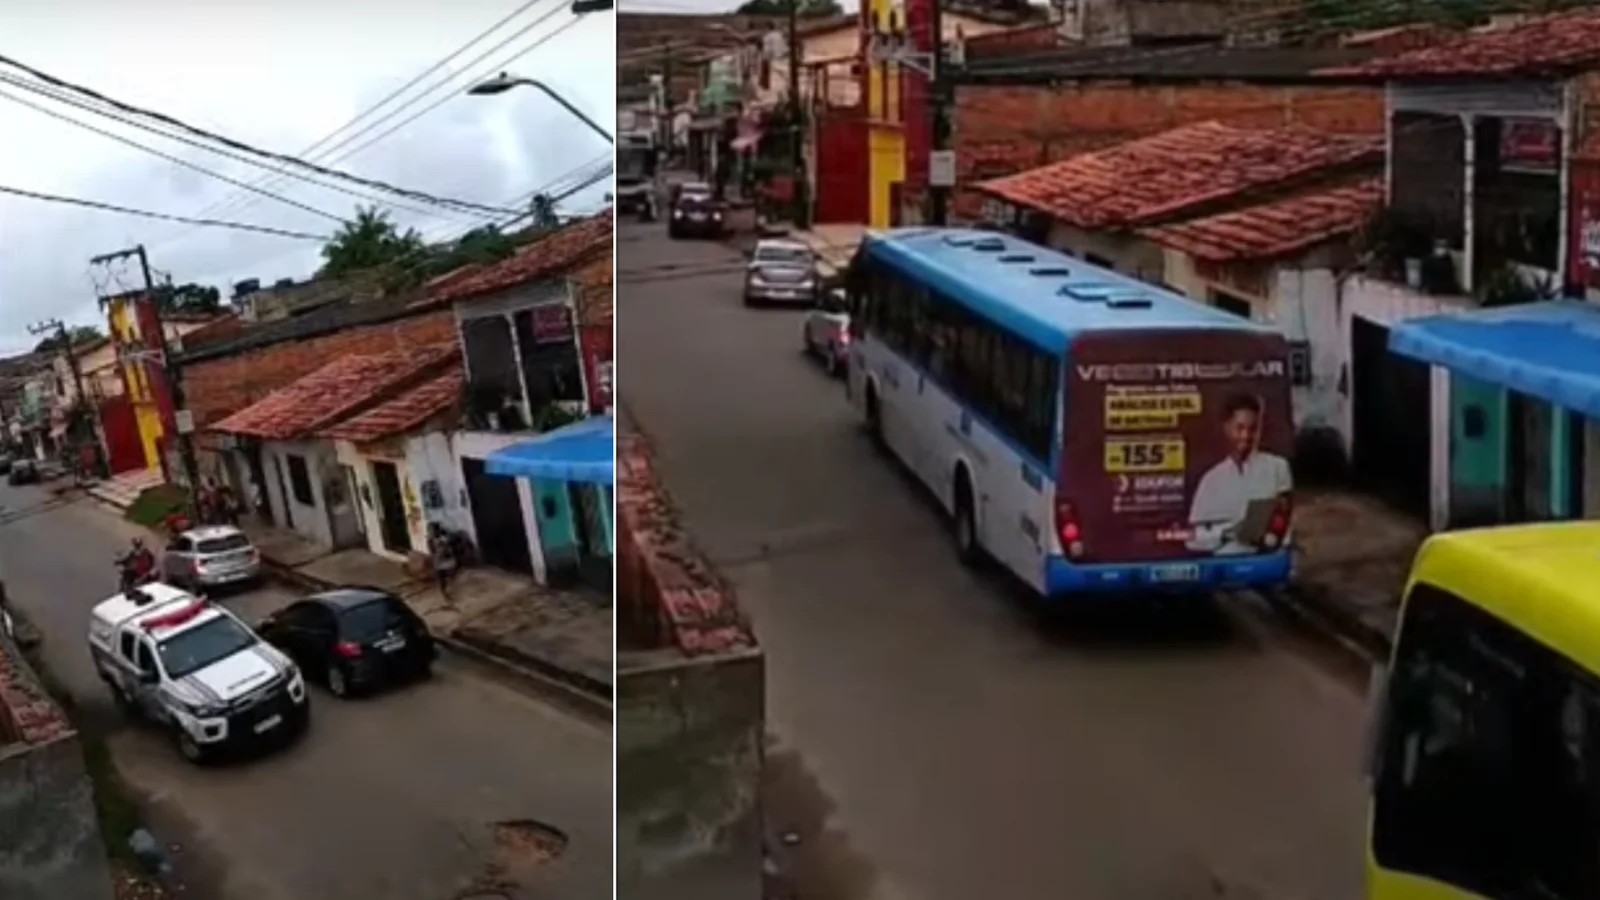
[975,122,1381,230]
[1320,9,1600,79]
[322,362,465,443]
[209,343,457,440]
[421,212,613,308]
[1139,178,1382,263]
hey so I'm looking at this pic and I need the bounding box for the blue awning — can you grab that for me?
[485,414,613,485]
[1388,300,1600,418]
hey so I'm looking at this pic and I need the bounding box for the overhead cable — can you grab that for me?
[0,51,517,217]
[0,72,475,225]
[203,0,559,223]
[0,84,348,225]
[318,13,589,170]
[0,184,332,241]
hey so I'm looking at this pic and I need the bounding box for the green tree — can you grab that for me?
[151,282,223,315]
[736,0,841,15]
[34,324,104,354]
[319,205,427,278]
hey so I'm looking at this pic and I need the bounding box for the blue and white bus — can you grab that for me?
[845,229,1296,598]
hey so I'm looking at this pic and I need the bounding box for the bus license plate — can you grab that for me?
[254,714,282,734]
[1150,564,1200,583]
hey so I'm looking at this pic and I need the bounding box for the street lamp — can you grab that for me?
[467,73,614,145]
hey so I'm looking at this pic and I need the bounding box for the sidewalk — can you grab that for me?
[240,521,614,703]
[1285,490,1428,657]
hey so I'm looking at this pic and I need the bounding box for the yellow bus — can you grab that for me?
[1369,522,1600,900]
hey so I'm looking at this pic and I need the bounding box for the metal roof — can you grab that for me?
[863,228,1274,355]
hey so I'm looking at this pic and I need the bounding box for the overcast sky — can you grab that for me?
[0,0,615,357]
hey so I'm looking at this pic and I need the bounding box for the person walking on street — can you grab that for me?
[428,523,459,601]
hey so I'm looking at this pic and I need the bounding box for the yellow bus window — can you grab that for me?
[1373,583,1600,898]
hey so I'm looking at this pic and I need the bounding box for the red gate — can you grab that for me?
[98,395,145,474]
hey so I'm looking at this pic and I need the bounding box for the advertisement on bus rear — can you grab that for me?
[1062,330,1294,564]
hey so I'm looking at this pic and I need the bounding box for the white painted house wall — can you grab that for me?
[1340,276,1480,530]
[334,440,400,562]
[404,432,477,544]
[262,439,338,547]
[453,430,548,583]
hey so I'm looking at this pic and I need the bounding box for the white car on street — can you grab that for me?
[802,288,852,376]
[88,583,309,763]
[743,239,818,307]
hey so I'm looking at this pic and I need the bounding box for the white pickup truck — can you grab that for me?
[88,583,309,763]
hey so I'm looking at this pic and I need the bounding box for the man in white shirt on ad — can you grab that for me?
[1186,392,1292,556]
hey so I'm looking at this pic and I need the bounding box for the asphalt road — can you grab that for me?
[0,482,610,900]
[617,222,1372,900]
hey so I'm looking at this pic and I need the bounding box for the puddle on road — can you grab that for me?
[763,737,880,900]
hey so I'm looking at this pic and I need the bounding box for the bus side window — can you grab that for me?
[1374,582,1600,899]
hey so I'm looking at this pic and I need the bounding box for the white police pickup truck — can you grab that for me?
[88,583,309,763]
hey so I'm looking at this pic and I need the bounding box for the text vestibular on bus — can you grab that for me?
[843,228,1295,600]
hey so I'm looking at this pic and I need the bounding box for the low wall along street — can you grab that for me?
[0,623,114,900]
[616,432,766,900]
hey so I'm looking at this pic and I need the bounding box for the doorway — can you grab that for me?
[1350,316,1432,520]
[1506,392,1554,522]
[460,457,533,575]
[570,483,612,592]
[269,454,293,529]
[369,461,413,555]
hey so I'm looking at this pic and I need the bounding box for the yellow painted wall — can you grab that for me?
[106,297,164,471]
[869,128,905,228]
[865,0,903,227]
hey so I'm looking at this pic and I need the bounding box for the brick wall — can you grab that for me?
[182,310,457,430]
[615,430,764,898]
[951,81,1385,217]
[616,433,756,656]
[0,630,114,900]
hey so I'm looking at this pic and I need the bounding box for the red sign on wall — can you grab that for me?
[1568,161,1600,290]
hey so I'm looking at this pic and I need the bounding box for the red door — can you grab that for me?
[97,396,144,475]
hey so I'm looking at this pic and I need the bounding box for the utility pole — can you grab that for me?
[788,0,809,229]
[928,0,951,226]
[90,244,199,494]
[27,318,92,468]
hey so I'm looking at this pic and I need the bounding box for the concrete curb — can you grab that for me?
[258,558,614,721]
[1259,582,1392,665]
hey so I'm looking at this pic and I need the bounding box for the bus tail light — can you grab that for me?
[1263,495,1293,549]
[1055,498,1085,559]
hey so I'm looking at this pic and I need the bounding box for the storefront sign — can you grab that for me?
[1501,118,1560,174]
[530,303,574,343]
[1569,161,1600,289]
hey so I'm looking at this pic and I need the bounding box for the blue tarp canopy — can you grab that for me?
[485,414,613,485]
[1389,300,1600,419]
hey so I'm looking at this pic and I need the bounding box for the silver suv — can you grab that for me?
[161,525,262,590]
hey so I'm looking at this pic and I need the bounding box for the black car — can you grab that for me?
[256,588,436,698]
[0,455,11,474]
[8,460,38,485]
[668,185,725,239]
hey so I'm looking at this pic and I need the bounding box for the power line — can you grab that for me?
[0,51,517,217]
[0,72,474,226]
[0,84,348,225]
[317,12,589,171]
[0,183,332,241]
[199,0,559,224]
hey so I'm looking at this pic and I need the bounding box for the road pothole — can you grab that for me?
[492,818,568,868]
[450,819,569,899]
